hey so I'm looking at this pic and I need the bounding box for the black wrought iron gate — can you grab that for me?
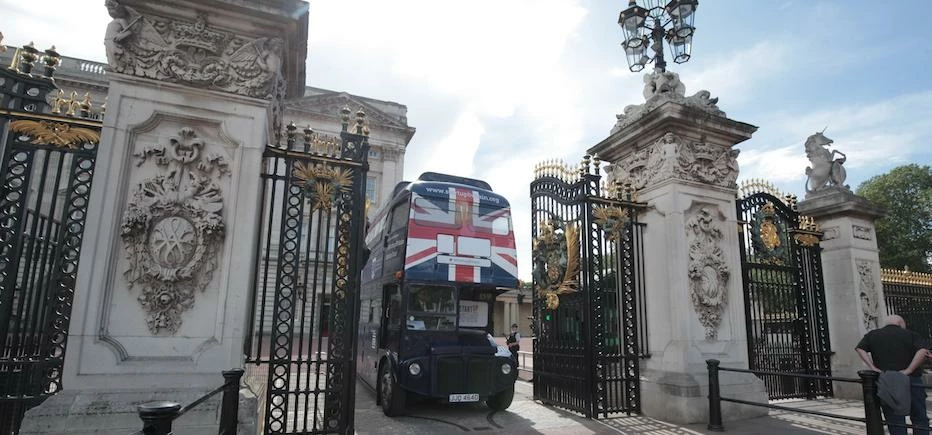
[529,156,647,418]
[0,60,101,433]
[737,185,832,400]
[245,113,369,434]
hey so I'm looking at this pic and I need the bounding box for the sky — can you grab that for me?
[2,0,930,281]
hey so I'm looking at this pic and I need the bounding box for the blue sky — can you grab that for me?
[3,0,929,280]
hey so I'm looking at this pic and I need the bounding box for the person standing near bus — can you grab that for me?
[507,324,521,365]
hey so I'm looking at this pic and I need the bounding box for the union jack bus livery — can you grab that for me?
[404,182,518,285]
[357,172,519,416]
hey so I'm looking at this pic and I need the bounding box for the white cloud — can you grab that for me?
[683,40,790,106]
[738,145,808,184]
[413,111,484,177]
[1,0,110,63]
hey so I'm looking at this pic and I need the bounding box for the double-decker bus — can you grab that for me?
[357,172,519,416]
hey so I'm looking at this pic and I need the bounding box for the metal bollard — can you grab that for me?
[707,359,724,432]
[137,401,181,435]
[219,368,245,435]
[859,370,884,435]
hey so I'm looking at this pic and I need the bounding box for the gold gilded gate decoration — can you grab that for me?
[532,220,580,309]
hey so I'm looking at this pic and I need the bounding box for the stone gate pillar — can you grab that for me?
[22,1,309,433]
[798,185,885,399]
[589,70,766,424]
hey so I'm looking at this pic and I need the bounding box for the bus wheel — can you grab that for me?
[486,386,514,411]
[379,364,406,416]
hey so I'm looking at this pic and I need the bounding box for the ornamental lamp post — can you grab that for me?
[618,0,698,72]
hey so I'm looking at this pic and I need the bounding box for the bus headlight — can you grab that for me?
[409,362,422,376]
[501,363,512,375]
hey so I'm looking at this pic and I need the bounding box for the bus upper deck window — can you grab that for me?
[492,216,510,235]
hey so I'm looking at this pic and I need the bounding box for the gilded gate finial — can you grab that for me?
[340,106,351,131]
[355,108,369,136]
[50,89,65,114]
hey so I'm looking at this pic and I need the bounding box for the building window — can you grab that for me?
[366,176,378,206]
[369,149,380,159]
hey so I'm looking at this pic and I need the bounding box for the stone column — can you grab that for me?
[589,70,766,424]
[22,1,308,433]
[380,149,398,204]
[797,187,885,399]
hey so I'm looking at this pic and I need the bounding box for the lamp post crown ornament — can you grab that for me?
[612,0,723,134]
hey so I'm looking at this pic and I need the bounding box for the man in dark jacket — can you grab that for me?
[857,315,931,435]
[506,323,521,365]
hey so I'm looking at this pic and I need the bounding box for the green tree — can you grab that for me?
[856,164,932,273]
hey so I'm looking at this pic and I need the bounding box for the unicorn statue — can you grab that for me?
[804,131,848,193]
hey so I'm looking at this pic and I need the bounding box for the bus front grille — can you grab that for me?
[435,356,494,396]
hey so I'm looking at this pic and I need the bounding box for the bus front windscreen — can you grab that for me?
[406,284,456,331]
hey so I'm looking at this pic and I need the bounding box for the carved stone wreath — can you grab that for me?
[686,206,730,339]
[121,127,229,334]
[532,219,580,310]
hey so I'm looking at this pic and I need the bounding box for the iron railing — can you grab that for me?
[133,369,244,435]
[706,359,932,434]
[0,44,102,434]
[883,268,932,341]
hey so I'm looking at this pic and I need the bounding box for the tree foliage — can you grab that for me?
[856,164,932,273]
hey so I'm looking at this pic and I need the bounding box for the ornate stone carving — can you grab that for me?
[685,206,730,339]
[611,70,725,134]
[822,226,840,241]
[853,225,872,240]
[121,127,229,334]
[613,132,739,190]
[804,132,849,193]
[856,259,879,331]
[104,1,284,99]
[673,139,740,188]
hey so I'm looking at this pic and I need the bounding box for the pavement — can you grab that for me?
[354,378,874,434]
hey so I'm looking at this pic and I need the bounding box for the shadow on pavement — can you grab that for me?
[354,379,613,434]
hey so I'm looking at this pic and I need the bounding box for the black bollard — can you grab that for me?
[219,368,245,435]
[859,370,884,435]
[707,359,724,432]
[137,401,181,435]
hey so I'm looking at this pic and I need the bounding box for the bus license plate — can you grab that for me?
[449,393,480,403]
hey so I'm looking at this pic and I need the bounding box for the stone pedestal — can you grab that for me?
[798,187,885,399]
[22,1,308,433]
[590,74,766,424]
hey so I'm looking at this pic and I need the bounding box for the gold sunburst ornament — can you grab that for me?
[11,119,99,148]
[593,206,630,242]
[294,162,353,211]
[532,219,580,309]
